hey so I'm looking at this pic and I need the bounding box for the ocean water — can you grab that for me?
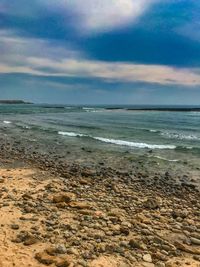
[1,104,200,170]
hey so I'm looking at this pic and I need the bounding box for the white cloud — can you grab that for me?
[44,0,157,33]
[0,30,81,63]
[1,55,200,86]
[26,58,200,86]
[1,30,200,87]
[2,0,157,34]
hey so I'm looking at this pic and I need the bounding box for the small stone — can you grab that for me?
[129,239,146,250]
[11,224,19,230]
[55,244,67,254]
[70,202,91,210]
[79,179,89,185]
[77,259,87,267]
[24,237,38,246]
[191,233,200,240]
[46,247,57,256]
[174,241,200,255]
[53,193,75,203]
[153,252,167,261]
[171,210,188,219]
[120,226,130,236]
[67,247,79,255]
[144,198,159,209]
[193,255,200,261]
[35,252,56,265]
[155,263,166,267]
[143,254,152,263]
[55,257,71,267]
[191,237,200,245]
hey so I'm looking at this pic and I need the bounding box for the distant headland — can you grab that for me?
[0,100,32,104]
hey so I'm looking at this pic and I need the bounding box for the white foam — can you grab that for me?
[150,155,179,162]
[3,121,11,124]
[82,107,103,112]
[58,131,86,137]
[161,132,200,141]
[93,137,176,149]
[186,146,193,150]
[149,129,159,133]
[189,112,200,115]
[82,107,95,110]
[58,131,176,150]
[19,125,31,129]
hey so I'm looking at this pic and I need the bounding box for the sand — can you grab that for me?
[0,159,199,266]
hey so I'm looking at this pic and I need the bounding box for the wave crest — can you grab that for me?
[93,137,176,149]
[58,131,86,137]
[161,132,200,141]
[58,131,176,150]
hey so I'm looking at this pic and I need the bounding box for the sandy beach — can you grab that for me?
[0,150,200,267]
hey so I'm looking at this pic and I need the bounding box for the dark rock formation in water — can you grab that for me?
[0,100,32,104]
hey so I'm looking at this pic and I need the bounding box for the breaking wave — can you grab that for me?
[58,131,87,137]
[161,132,200,141]
[58,131,176,149]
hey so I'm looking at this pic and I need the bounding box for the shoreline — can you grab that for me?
[0,144,200,266]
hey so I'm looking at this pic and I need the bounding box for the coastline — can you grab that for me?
[0,142,200,267]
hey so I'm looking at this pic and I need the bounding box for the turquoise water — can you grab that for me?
[1,104,200,165]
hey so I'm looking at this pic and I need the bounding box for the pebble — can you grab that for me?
[193,255,200,261]
[35,252,56,265]
[24,237,39,246]
[155,263,165,267]
[143,254,152,263]
[55,257,71,267]
[52,193,75,204]
[191,237,200,245]
[129,239,146,250]
[10,224,19,230]
[55,244,67,254]
[77,260,87,267]
[144,198,159,209]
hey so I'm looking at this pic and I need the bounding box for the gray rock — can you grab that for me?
[191,237,200,245]
[55,244,67,254]
[144,198,159,209]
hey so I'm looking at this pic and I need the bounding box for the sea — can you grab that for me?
[0,104,200,175]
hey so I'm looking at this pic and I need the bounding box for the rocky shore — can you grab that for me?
[0,140,200,266]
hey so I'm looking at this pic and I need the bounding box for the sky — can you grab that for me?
[0,0,200,104]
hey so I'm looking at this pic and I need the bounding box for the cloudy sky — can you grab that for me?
[0,0,200,104]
